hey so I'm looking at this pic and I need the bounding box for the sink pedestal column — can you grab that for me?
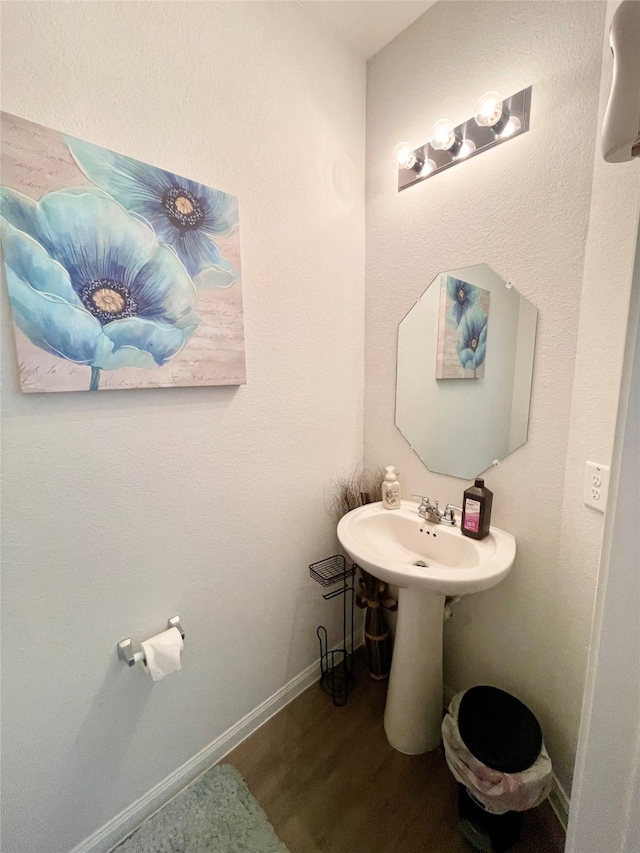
[384,588,445,754]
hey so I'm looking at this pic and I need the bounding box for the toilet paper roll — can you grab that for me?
[141,627,183,682]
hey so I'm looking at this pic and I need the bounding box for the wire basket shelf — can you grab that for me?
[309,554,356,706]
[309,555,355,589]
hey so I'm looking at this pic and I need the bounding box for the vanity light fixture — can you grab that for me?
[500,116,522,138]
[456,138,476,159]
[474,91,523,138]
[428,119,462,155]
[393,141,437,176]
[393,141,419,170]
[474,92,506,131]
[394,85,532,191]
[428,119,476,160]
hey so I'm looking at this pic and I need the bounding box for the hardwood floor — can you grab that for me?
[225,653,565,853]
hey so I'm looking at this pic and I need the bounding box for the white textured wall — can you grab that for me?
[567,234,639,853]
[566,0,640,835]
[554,0,640,813]
[0,3,365,852]
[365,0,615,794]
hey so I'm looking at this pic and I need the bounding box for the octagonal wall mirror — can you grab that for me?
[395,264,538,480]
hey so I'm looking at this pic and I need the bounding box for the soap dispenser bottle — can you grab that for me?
[382,466,401,509]
[461,478,493,539]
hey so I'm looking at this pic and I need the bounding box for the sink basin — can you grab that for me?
[337,500,516,755]
[337,500,515,595]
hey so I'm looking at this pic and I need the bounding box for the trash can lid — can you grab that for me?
[458,686,543,773]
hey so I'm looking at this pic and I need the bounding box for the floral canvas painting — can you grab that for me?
[436,275,489,379]
[0,112,245,392]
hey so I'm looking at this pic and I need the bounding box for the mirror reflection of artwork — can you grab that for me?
[0,111,245,393]
[396,264,538,479]
[436,276,490,379]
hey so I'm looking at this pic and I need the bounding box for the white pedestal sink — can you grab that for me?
[337,500,515,754]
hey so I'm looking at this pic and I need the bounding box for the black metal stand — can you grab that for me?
[309,555,356,706]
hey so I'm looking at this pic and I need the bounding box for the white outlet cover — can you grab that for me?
[584,461,610,512]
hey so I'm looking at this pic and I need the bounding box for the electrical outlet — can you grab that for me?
[584,461,610,512]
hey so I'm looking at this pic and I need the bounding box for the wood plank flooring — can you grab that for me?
[225,653,565,853]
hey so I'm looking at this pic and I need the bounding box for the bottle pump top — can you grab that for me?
[384,466,399,480]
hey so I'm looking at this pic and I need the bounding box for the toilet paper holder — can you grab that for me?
[118,616,185,667]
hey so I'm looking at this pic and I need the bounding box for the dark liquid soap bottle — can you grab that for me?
[461,478,493,540]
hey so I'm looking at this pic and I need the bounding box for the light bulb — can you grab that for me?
[393,141,417,170]
[429,119,457,151]
[419,158,437,176]
[456,139,476,159]
[500,116,521,137]
[474,91,503,127]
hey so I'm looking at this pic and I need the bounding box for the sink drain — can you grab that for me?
[414,560,428,567]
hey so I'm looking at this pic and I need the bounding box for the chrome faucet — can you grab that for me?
[412,495,462,526]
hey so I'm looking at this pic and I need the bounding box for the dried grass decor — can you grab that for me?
[330,467,397,680]
[328,467,384,521]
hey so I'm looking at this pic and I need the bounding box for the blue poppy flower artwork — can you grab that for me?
[456,304,488,375]
[66,136,240,289]
[436,275,490,379]
[2,187,200,388]
[445,276,479,326]
[0,111,245,392]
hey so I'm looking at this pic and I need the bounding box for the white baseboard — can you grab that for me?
[442,683,570,832]
[69,653,336,853]
[548,775,570,831]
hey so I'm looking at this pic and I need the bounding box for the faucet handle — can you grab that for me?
[411,494,430,509]
[444,504,463,525]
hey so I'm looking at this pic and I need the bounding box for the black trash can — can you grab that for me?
[451,685,545,853]
[458,787,523,853]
